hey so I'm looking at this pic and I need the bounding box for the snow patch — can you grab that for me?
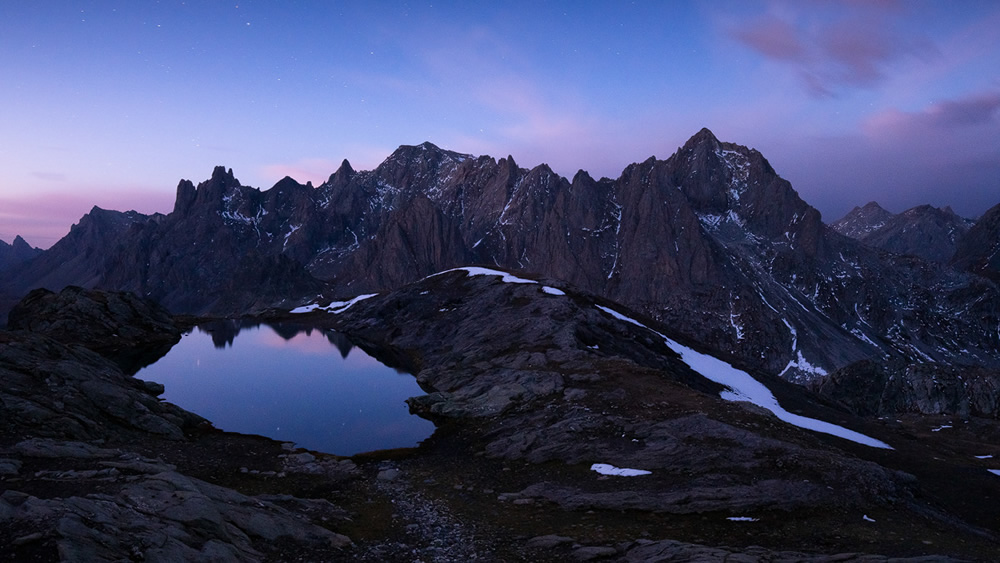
[590,463,651,477]
[434,266,537,285]
[542,286,566,296]
[988,469,1000,477]
[975,455,993,459]
[862,515,876,523]
[726,516,758,522]
[282,224,301,249]
[290,293,378,315]
[698,214,722,229]
[779,350,828,378]
[729,311,744,340]
[593,305,892,449]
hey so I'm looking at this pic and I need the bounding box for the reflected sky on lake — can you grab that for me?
[137,324,435,455]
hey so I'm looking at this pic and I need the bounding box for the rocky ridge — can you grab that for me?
[829,201,896,240]
[831,203,976,263]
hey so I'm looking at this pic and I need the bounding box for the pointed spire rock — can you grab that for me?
[174,179,197,214]
[327,159,356,188]
[572,169,594,185]
[681,127,721,153]
[208,165,240,187]
[191,166,242,207]
[271,176,306,194]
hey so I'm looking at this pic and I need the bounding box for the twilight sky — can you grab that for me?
[2,1,998,248]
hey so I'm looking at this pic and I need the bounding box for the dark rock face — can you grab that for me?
[0,327,199,443]
[815,360,1000,419]
[4,131,999,382]
[833,203,976,263]
[952,201,1000,282]
[0,235,41,273]
[99,169,329,315]
[7,286,181,374]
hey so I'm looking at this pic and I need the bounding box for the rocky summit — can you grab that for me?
[831,203,976,264]
[3,129,999,384]
[3,275,1000,561]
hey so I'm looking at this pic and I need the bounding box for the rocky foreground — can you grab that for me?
[2,276,999,561]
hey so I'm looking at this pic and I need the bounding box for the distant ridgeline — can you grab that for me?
[0,235,42,273]
[3,129,999,383]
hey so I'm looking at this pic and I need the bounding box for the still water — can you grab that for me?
[136,322,435,455]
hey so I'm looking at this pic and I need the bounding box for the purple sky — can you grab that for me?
[2,1,998,248]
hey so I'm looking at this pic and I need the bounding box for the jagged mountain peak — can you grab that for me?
[830,201,896,240]
[336,158,354,176]
[324,159,356,189]
[210,165,239,185]
[834,202,975,263]
[382,141,473,166]
[571,169,595,185]
[272,176,306,191]
[682,127,721,151]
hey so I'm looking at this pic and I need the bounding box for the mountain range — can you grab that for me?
[830,201,976,263]
[3,129,999,385]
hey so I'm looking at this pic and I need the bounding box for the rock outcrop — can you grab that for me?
[815,360,1000,419]
[7,286,181,373]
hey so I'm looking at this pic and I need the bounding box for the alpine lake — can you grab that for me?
[136,321,436,456]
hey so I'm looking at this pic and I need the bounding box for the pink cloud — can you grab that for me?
[729,5,935,97]
[731,17,805,61]
[864,90,1000,136]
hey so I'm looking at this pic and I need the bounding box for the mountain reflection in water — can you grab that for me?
[137,322,435,455]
